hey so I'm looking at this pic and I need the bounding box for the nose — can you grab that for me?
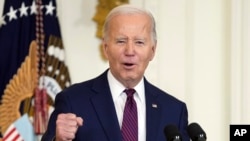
[125,42,134,55]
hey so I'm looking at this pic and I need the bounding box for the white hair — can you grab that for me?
[102,4,157,44]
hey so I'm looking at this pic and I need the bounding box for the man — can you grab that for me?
[42,4,189,141]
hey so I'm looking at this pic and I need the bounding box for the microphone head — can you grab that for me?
[164,124,182,141]
[187,122,207,141]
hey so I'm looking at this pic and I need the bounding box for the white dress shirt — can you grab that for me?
[107,70,146,141]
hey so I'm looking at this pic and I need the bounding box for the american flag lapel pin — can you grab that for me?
[152,103,158,108]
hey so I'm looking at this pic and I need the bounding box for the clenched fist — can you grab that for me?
[55,113,83,141]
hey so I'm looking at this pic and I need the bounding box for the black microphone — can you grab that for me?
[164,124,182,141]
[187,122,207,141]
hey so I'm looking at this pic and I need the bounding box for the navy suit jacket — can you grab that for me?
[42,70,189,141]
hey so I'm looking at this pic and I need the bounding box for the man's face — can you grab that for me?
[103,13,156,87]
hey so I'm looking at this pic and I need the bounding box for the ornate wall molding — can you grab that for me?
[230,0,250,123]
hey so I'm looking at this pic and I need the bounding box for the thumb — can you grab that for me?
[76,117,83,126]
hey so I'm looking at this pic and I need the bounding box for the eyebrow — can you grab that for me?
[115,37,128,40]
[115,36,146,41]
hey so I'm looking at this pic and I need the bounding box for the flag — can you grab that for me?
[2,125,24,141]
[0,0,71,138]
[3,114,35,141]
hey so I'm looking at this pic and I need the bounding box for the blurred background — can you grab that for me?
[0,0,249,140]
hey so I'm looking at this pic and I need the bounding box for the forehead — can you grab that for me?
[111,13,150,25]
[109,14,152,36]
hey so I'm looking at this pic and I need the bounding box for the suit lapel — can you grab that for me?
[90,70,122,141]
[88,71,162,141]
[144,79,162,141]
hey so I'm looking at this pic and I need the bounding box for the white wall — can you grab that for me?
[1,0,250,141]
[143,0,229,140]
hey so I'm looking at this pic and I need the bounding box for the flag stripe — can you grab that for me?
[3,125,15,139]
[3,125,23,141]
[12,134,21,141]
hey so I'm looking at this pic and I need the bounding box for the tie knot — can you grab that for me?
[124,89,136,97]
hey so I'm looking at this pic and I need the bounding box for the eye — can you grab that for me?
[116,39,126,45]
[117,40,125,43]
[135,40,145,45]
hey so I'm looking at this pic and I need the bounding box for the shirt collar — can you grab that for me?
[107,70,145,102]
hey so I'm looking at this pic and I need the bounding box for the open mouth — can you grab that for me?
[124,63,134,66]
[123,62,135,69]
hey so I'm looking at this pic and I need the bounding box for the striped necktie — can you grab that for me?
[121,88,138,141]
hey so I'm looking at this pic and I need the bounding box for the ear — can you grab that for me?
[149,42,157,61]
[102,38,109,59]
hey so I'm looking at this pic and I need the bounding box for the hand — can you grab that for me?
[55,113,83,141]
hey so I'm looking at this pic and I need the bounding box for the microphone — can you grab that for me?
[187,122,207,141]
[164,124,182,141]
